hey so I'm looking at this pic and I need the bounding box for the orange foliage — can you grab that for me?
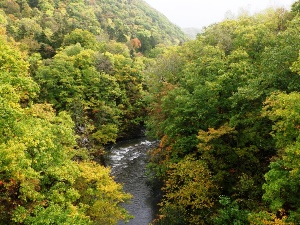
[149,135,173,165]
[130,38,141,49]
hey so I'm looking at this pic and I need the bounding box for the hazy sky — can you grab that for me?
[143,0,296,28]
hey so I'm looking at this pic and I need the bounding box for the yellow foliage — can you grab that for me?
[198,123,235,151]
[249,211,293,225]
[158,156,217,224]
[76,161,132,224]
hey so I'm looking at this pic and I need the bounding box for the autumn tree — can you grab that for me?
[0,28,131,224]
[145,6,300,224]
[152,156,217,225]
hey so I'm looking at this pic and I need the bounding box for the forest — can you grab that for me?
[1,0,300,224]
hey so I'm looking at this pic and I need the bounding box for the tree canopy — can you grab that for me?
[0,28,131,224]
[145,4,300,224]
[2,0,300,224]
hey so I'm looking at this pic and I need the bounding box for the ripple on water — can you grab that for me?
[105,138,159,225]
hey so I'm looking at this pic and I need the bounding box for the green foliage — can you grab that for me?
[262,92,300,223]
[0,31,39,101]
[145,6,300,224]
[1,0,187,57]
[0,0,185,144]
[263,92,300,148]
[104,52,147,138]
[34,44,121,145]
[291,0,300,13]
[0,30,131,224]
[212,196,250,225]
[2,0,300,224]
[63,29,101,50]
[95,0,188,45]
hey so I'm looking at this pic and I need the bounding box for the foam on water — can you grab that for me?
[105,138,159,225]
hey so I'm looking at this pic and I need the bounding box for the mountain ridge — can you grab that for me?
[0,0,189,55]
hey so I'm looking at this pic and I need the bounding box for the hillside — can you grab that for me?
[0,0,190,143]
[4,0,300,224]
[0,0,190,223]
[97,0,189,44]
[0,0,188,56]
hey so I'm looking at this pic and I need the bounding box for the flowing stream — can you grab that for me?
[105,138,160,225]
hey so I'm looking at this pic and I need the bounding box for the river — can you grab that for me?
[105,138,160,225]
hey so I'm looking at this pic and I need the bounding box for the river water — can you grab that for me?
[105,138,160,225]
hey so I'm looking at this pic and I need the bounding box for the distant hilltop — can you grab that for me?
[182,27,203,39]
